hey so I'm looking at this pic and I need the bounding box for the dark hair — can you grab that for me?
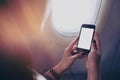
[0,0,8,6]
[0,50,35,80]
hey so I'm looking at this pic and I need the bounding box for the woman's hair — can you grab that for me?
[0,0,7,6]
[0,49,35,80]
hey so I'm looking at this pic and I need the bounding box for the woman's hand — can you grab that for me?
[53,37,83,75]
[44,38,82,80]
[86,32,102,80]
[86,32,101,69]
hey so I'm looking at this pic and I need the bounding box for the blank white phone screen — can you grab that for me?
[78,27,94,50]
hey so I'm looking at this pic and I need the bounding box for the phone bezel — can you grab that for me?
[77,24,95,55]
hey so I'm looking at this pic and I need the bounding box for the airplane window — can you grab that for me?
[51,0,102,36]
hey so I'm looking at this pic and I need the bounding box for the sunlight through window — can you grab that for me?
[51,0,101,36]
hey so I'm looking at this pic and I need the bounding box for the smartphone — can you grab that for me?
[77,24,95,55]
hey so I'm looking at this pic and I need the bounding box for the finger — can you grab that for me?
[72,45,77,51]
[94,32,101,49]
[71,52,83,60]
[91,40,97,50]
[66,37,78,51]
[71,49,78,55]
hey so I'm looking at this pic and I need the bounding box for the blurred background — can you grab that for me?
[0,0,120,80]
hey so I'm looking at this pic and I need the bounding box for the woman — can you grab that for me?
[0,32,101,80]
[0,0,101,80]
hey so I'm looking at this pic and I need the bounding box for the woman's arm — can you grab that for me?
[86,32,101,80]
[87,53,100,80]
[44,37,82,80]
